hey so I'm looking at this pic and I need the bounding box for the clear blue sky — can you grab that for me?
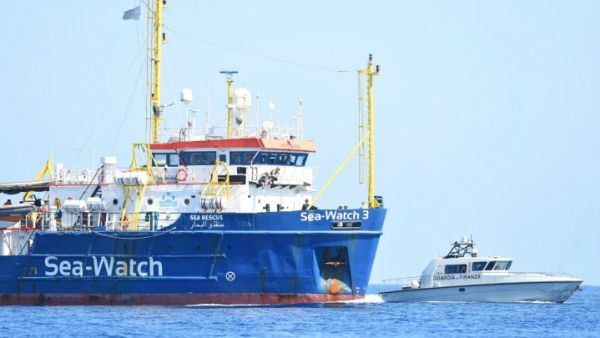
[1,1,599,284]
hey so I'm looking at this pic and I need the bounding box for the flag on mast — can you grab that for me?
[122,6,141,20]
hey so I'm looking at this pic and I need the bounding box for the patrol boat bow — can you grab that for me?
[380,237,582,303]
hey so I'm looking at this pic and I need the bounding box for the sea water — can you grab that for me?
[0,286,598,337]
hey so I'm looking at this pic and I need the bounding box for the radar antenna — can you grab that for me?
[444,236,477,258]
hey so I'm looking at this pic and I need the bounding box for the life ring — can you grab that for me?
[176,167,188,182]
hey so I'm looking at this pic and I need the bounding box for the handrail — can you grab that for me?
[201,160,231,200]
[381,276,421,285]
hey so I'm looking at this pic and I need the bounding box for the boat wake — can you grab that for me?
[513,300,557,304]
[185,303,272,308]
[184,294,385,307]
[335,294,384,304]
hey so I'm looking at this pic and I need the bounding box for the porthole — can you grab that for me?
[112,199,119,205]
[184,198,190,205]
[148,198,154,205]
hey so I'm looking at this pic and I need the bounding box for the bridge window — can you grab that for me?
[444,264,467,274]
[254,152,270,164]
[484,261,497,271]
[493,261,512,271]
[168,154,179,166]
[152,153,179,167]
[267,153,278,164]
[471,261,487,271]
[289,153,307,166]
[230,151,257,165]
[181,151,216,165]
[253,152,308,166]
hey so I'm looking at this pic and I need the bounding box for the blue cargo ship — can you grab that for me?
[0,1,385,305]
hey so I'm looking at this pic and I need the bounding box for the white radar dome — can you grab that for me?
[262,121,274,132]
[234,87,252,111]
[180,88,193,103]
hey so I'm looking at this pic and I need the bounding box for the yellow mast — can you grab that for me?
[309,55,381,210]
[364,54,380,208]
[220,71,238,138]
[150,0,164,144]
[226,76,234,138]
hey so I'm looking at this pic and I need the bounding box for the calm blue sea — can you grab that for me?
[0,285,598,337]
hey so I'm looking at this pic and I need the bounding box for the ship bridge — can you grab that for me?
[149,137,316,189]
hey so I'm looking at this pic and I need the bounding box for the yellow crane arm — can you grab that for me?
[24,158,54,201]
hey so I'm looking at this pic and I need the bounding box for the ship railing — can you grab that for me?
[105,212,182,232]
[0,205,59,231]
[248,165,312,188]
[32,211,182,232]
[151,167,177,183]
[159,125,305,143]
[8,210,51,230]
[150,166,223,184]
[55,167,100,184]
[275,166,313,187]
[485,271,577,279]
[381,276,422,291]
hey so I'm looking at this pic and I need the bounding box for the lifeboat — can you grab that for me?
[0,204,35,229]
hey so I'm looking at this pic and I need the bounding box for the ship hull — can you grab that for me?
[380,280,582,303]
[0,293,360,306]
[0,208,385,305]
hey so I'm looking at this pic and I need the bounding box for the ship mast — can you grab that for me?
[308,55,381,210]
[150,0,164,144]
[220,71,239,139]
[363,54,380,208]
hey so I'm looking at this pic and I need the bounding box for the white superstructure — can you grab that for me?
[0,88,321,251]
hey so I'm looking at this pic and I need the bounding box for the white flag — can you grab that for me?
[122,6,141,20]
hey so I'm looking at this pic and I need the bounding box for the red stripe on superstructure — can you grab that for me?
[0,293,359,306]
[150,137,262,150]
[49,182,243,187]
[149,137,317,152]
